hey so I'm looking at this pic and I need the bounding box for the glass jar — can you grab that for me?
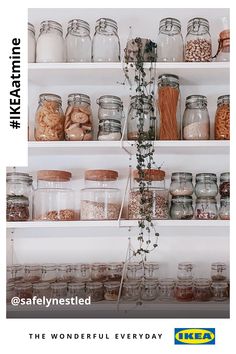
[122,281,140,301]
[126,262,143,280]
[98,120,122,141]
[97,95,123,122]
[24,264,42,283]
[140,281,158,301]
[144,262,159,280]
[158,278,175,301]
[65,19,91,62]
[193,278,212,301]
[65,93,93,141]
[6,172,33,221]
[86,282,104,302]
[92,18,120,62]
[91,263,108,282]
[36,20,65,63]
[175,280,194,301]
[211,282,228,301]
[195,197,218,220]
[15,282,33,299]
[34,93,65,141]
[51,282,67,298]
[33,282,51,299]
[177,262,193,280]
[157,74,181,140]
[219,197,230,220]
[127,95,156,140]
[157,17,184,62]
[211,262,227,282]
[215,95,230,140]
[107,262,123,281]
[128,169,169,220]
[28,22,36,63]
[7,265,24,284]
[7,283,16,304]
[41,264,57,283]
[182,95,210,140]
[72,264,91,282]
[215,30,230,62]
[104,281,120,301]
[80,170,121,220]
[68,282,86,298]
[219,172,230,197]
[195,173,218,198]
[185,18,212,62]
[57,264,73,282]
[169,172,194,196]
[170,196,194,220]
[33,170,76,221]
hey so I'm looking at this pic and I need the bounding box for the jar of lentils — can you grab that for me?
[169,172,194,196]
[195,173,218,198]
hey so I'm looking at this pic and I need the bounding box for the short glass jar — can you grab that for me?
[122,281,140,301]
[157,17,184,62]
[126,262,143,280]
[7,265,24,284]
[193,278,212,301]
[68,282,86,298]
[170,196,194,220]
[98,120,122,141]
[195,173,218,198]
[57,264,73,282]
[28,22,36,63]
[140,281,158,301]
[144,262,159,280]
[15,282,33,299]
[182,95,210,140]
[177,262,193,281]
[80,170,121,220]
[33,282,51,299]
[41,264,57,283]
[219,197,230,220]
[215,95,230,140]
[211,262,227,282]
[219,172,230,197]
[34,93,65,141]
[215,30,230,62]
[7,283,16,304]
[158,278,176,301]
[107,262,123,281]
[97,95,123,122]
[127,95,156,140]
[92,18,120,62]
[185,18,212,62]
[91,263,108,282]
[104,281,120,301]
[72,263,91,282]
[51,282,67,298]
[86,282,104,302]
[36,20,65,63]
[65,93,93,141]
[169,172,194,196]
[211,282,228,301]
[33,170,76,221]
[24,264,42,283]
[175,280,194,301]
[195,197,218,220]
[65,19,91,62]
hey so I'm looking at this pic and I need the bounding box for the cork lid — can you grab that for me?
[133,169,165,182]
[85,170,118,181]
[220,29,230,40]
[37,170,72,182]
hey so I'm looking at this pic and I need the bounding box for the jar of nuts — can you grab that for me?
[215,95,230,140]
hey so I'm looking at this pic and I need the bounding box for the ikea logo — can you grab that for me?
[175,328,215,345]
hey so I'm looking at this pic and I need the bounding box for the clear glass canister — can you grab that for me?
[157,74,181,140]
[104,281,120,301]
[127,95,156,140]
[80,170,121,220]
[126,262,143,280]
[34,93,65,141]
[57,264,73,282]
[34,170,76,221]
[41,264,57,283]
[219,197,230,220]
[177,262,193,280]
[169,172,194,196]
[122,281,140,301]
[211,282,228,301]
[182,95,210,140]
[211,262,227,282]
[6,172,33,221]
[107,262,123,281]
[185,17,212,62]
[91,263,108,282]
[215,95,230,140]
[28,22,36,63]
[51,282,67,298]
[15,282,33,299]
[24,264,42,283]
[170,196,194,220]
[33,282,51,299]
[215,30,230,62]
[219,172,230,197]
[195,197,218,220]
[175,280,194,301]
[68,282,86,298]
[65,93,93,141]
[7,283,16,304]
[92,18,120,62]
[193,278,212,301]
[195,173,218,197]
[98,120,122,141]
[72,263,91,281]
[157,17,184,62]
[36,20,65,63]
[97,95,123,122]
[140,281,158,301]
[7,265,24,283]
[144,262,159,280]
[128,169,169,220]
[65,19,91,62]
[86,282,104,302]
[158,278,175,301]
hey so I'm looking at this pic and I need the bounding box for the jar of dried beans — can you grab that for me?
[170,196,194,220]
[195,197,218,220]
[193,278,212,301]
[215,95,230,140]
[215,29,230,62]
[175,280,194,301]
[65,93,93,141]
[219,172,230,197]
[80,170,121,220]
[24,264,42,283]
[211,262,227,282]
[195,173,218,198]
[169,172,194,196]
[219,196,230,220]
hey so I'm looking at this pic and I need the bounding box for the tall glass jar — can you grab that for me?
[182,95,210,140]
[215,95,230,140]
[127,95,156,140]
[219,197,230,220]
[158,278,175,301]
[6,172,33,221]
[170,196,194,220]
[126,262,143,280]
[42,264,57,283]
[211,282,228,301]
[219,172,230,197]
[195,197,218,220]
[51,282,67,298]
[211,262,227,282]
[175,280,194,301]
[157,17,184,62]
[195,173,218,198]
[33,282,51,299]
[144,262,159,280]
[140,281,158,301]
[36,20,65,63]
[7,265,24,283]
[72,264,91,282]
[65,19,91,62]
[193,278,212,301]
[24,264,42,283]
[57,264,73,282]
[169,172,194,196]
[92,18,120,62]
[215,30,230,62]
[34,170,76,221]
[80,170,121,220]
[91,263,108,282]
[35,93,65,141]
[122,281,140,301]
[86,282,104,302]
[177,262,193,280]
[98,120,122,141]
[157,74,180,140]
[107,262,123,281]
[97,95,123,122]
[28,22,36,63]
[185,18,212,62]
[65,93,93,141]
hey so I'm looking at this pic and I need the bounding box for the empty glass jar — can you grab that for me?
[215,95,230,140]
[195,173,218,198]
[219,172,230,197]
[104,281,120,301]
[126,262,143,280]
[91,263,108,282]
[195,197,218,220]
[7,265,24,283]
[211,282,228,301]
[65,19,91,62]
[140,281,158,301]
[158,278,175,301]
[24,264,42,283]
[86,282,104,302]
[175,280,194,301]
[122,281,140,301]
[41,264,57,283]
[193,278,212,301]
[68,282,86,298]
[107,262,123,281]
[73,264,91,281]
[170,196,194,220]
[211,262,227,282]
[177,262,193,280]
[33,282,51,299]
[219,197,230,220]
[144,262,159,280]
[215,30,230,62]
[28,22,36,63]
[169,172,194,196]
[51,282,67,298]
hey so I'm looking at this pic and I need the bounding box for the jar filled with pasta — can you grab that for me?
[215,95,230,140]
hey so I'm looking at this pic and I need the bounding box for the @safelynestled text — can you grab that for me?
[11,296,91,307]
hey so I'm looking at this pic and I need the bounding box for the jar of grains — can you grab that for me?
[193,278,212,301]
[15,282,33,299]
[182,95,210,140]
[91,263,108,282]
[56,264,73,282]
[34,93,65,141]
[104,281,120,301]
[51,282,68,298]
[64,93,93,141]
[24,264,42,283]
[107,262,123,281]
[28,22,36,63]
[195,197,218,220]
[219,172,230,197]
[72,264,91,282]
[215,95,230,140]
[80,170,121,220]
[140,281,158,301]
[158,278,176,301]
[211,262,227,282]
[42,264,57,283]
[177,262,194,281]
[122,281,140,301]
[185,17,212,62]
[195,173,218,198]
[144,262,159,280]
[65,19,91,62]
[211,282,228,301]
[7,265,24,284]
[68,282,86,299]
[170,196,194,220]
[86,282,104,302]
[215,30,230,62]
[128,169,169,220]
[169,172,194,196]
[175,280,194,301]
[33,282,51,299]
[219,196,230,220]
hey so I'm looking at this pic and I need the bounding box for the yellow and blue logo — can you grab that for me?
[175,328,215,345]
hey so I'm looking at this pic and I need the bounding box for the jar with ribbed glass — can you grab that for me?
[92,18,120,62]
[122,281,140,301]
[104,281,120,301]
[215,95,230,140]
[157,17,184,62]
[175,280,194,301]
[144,262,159,280]
[86,282,104,302]
[195,197,218,220]
[158,278,175,301]
[24,264,42,283]
[7,265,24,284]
[194,278,212,301]
[15,282,33,299]
[170,196,194,220]
[73,263,91,281]
[7,283,16,304]
[215,30,230,62]
[51,282,67,298]
[65,19,91,62]
[57,264,73,282]
[41,264,57,283]
[182,95,210,140]
[185,18,212,62]
[211,262,227,282]
[140,281,158,301]
[28,22,36,63]
[68,282,86,298]
[107,262,123,281]
[91,263,108,282]
[177,262,193,281]
[211,282,228,301]
[219,172,230,197]
[97,95,123,122]
[219,196,230,220]
[195,173,218,198]
[169,172,194,196]
[126,262,143,280]
[33,282,51,299]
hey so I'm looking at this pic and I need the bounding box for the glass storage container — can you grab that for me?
[177,262,193,280]
[91,263,108,282]
[98,120,122,141]
[7,265,24,283]
[51,282,67,298]
[140,281,158,301]
[127,95,156,140]
[170,196,194,220]
[122,281,140,301]
[195,197,218,220]
[33,282,51,299]
[193,278,212,301]
[35,93,65,141]
[81,170,121,220]
[28,22,36,63]
[182,95,210,140]
[219,197,230,220]
[157,74,181,140]
[65,19,91,62]
[24,264,42,283]
[7,283,16,304]
[97,95,123,122]
[126,262,143,280]
[57,264,73,282]
[92,18,120,62]
[144,262,159,280]
[36,20,65,63]
[185,18,212,62]
[107,262,123,281]
[6,172,33,222]
[41,264,57,283]
[169,172,194,196]
[219,172,230,197]
[157,17,184,62]
[215,30,230,62]
[158,278,175,301]
[65,93,93,141]
[86,282,104,302]
[175,280,194,301]
[104,281,120,301]
[15,282,33,299]
[211,262,227,282]
[34,170,76,221]
[215,95,230,140]
[128,169,169,220]
[68,282,86,298]
[72,264,91,281]
[195,173,218,198]
[211,282,228,301]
